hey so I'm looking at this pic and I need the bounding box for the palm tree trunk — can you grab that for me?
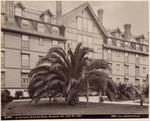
[86,80,89,107]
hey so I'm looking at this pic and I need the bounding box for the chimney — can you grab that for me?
[124,24,131,41]
[97,9,103,25]
[6,1,15,22]
[56,1,62,25]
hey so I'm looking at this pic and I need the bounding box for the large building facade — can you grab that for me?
[1,1,149,96]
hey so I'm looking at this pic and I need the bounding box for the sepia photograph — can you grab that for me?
[1,0,149,120]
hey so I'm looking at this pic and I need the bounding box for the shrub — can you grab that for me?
[1,89,13,116]
[15,91,23,99]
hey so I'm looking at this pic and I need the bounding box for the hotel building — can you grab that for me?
[1,1,149,96]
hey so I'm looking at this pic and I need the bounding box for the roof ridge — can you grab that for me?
[25,7,43,13]
[62,2,88,17]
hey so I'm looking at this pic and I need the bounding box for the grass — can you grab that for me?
[5,98,149,116]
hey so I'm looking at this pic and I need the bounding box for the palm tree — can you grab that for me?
[116,83,135,101]
[28,43,117,105]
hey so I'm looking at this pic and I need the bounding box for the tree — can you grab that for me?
[116,83,135,101]
[28,43,117,105]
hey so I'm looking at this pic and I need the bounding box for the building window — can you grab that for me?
[52,26,59,34]
[108,63,112,74]
[88,37,93,48]
[83,36,88,47]
[77,17,82,30]
[39,55,44,60]
[38,23,44,32]
[117,51,120,57]
[116,40,121,47]
[88,52,93,58]
[143,55,146,61]
[1,14,4,24]
[83,18,88,31]
[117,78,120,83]
[21,19,29,29]
[1,31,4,46]
[107,38,112,45]
[22,35,29,48]
[1,72,5,87]
[136,44,140,50]
[65,41,71,51]
[125,42,128,48]
[116,33,120,38]
[124,65,129,76]
[97,46,101,53]
[77,35,82,43]
[44,15,51,23]
[15,7,22,16]
[53,40,58,47]
[22,54,30,67]
[1,51,4,66]
[72,41,77,50]
[143,79,146,83]
[117,64,120,71]
[135,66,139,76]
[125,52,128,62]
[22,74,29,87]
[135,54,139,64]
[93,46,98,53]
[88,20,93,32]
[124,78,129,84]
[143,46,146,52]
[39,38,44,46]
[135,78,140,89]
[107,50,112,60]
[143,67,146,73]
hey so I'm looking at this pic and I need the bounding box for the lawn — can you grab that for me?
[5,98,148,116]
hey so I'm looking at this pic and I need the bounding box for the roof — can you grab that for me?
[105,28,124,39]
[111,28,121,33]
[15,1,25,10]
[61,2,108,36]
[133,34,145,39]
[40,9,53,17]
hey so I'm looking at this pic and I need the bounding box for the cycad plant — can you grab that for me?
[28,43,117,105]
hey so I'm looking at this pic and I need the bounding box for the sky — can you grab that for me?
[20,1,149,38]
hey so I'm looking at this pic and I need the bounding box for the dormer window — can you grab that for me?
[136,44,140,50]
[125,42,128,48]
[40,9,53,23]
[15,7,22,16]
[116,32,120,38]
[44,15,51,23]
[15,2,25,16]
[21,19,29,29]
[143,46,146,52]
[1,14,5,24]
[38,23,44,32]
[52,26,59,35]
[107,38,112,45]
[116,40,121,47]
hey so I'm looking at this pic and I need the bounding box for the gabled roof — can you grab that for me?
[105,28,123,39]
[61,2,107,36]
[40,9,53,17]
[15,1,25,10]
[134,34,145,39]
[111,28,121,33]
